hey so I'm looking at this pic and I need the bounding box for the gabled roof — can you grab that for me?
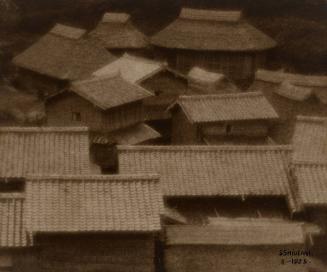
[151,8,276,51]
[93,53,166,83]
[0,193,27,248]
[166,220,308,246]
[292,162,327,208]
[71,73,153,110]
[0,127,96,178]
[292,116,327,163]
[169,92,278,124]
[89,12,149,49]
[118,145,295,210]
[25,175,163,233]
[13,24,115,81]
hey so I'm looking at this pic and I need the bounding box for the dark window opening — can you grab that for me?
[72,112,81,121]
[226,124,232,134]
[0,179,25,192]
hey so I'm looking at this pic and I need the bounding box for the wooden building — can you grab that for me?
[249,70,327,143]
[0,126,99,181]
[46,72,160,143]
[168,92,279,145]
[164,219,314,272]
[24,174,163,272]
[93,53,189,140]
[89,12,150,57]
[118,145,298,223]
[151,8,276,87]
[12,24,115,98]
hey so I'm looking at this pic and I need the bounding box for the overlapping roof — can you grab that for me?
[71,73,153,110]
[151,8,276,51]
[25,175,163,233]
[0,127,95,178]
[169,92,278,123]
[118,145,294,209]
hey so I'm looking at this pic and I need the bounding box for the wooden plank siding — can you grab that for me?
[46,92,145,132]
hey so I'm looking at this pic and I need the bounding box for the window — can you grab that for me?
[72,112,81,122]
[0,179,24,192]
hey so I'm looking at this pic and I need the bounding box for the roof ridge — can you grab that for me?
[73,71,121,85]
[296,115,327,123]
[101,12,130,24]
[122,53,166,66]
[0,127,89,133]
[50,24,86,40]
[118,145,292,152]
[178,91,263,101]
[292,161,327,167]
[26,174,160,182]
[180,8,242,22]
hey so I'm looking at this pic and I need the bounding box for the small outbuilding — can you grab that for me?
[24,174,163,272]
[168,92,279,145]
[89,12,150,56]
[151,8,276,86]
[13,24,115,98]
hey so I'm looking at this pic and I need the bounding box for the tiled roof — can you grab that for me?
[292,163,327,207]
[166,220,307,246]
[169,92,278,123]
[89,12,149,49]
[13,24,116,81]
[0,193,27,248]
[0,127,95,178]
[93,54,166,83]
[25,175,163,233]
[71,73,153,110]
[151,9,276,51]
[292,116,327,163]
[118,145,294,207]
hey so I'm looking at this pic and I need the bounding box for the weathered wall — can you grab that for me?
[35,234,156,272]
[46,92,145,132]
[164,245,308,272]
[171,108,198,144]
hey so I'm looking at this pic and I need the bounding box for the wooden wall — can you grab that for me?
[34,234,156,272]
[164,245,308,272]
[171,108,198,144]
[46,92,145,132]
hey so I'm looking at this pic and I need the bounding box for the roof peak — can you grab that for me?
[101,12,130,23]
[0,127,89,133]
[180,8,242,22]
[50,24,86,40]
[118,145,292,152]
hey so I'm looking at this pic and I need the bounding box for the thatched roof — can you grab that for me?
[151,8,276,51]
[25,175,163,234]
[71,72,153,110]
[118,145,297,211]
[292,116,327,163]
[0,193,26,248]
[169,92,279,124]
[89,12,149,49]
[13,24,116,81]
